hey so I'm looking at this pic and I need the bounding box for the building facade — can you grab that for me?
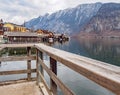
[4,23,26,32]
[4,32,41,43]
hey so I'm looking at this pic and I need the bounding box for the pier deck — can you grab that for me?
[0,81,43,95]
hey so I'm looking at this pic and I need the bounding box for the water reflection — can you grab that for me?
[53,38,120,66]
[0,47,36,57]
[77,38,120,66]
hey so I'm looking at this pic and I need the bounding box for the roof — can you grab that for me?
[4,22,25,28]
[4,32,38,37]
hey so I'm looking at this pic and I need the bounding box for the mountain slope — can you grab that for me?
[80,3,120,37]
[25,3,102,35]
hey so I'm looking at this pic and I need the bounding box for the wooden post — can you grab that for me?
[50,57,57,95]
[27,47,31,81]
[36,49,44,85]
[36,49,39,85]
[39,51,44,76]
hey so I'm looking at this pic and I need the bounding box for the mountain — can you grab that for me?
[25,3,102,35]
[80,3,120,37]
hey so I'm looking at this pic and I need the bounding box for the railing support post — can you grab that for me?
[27,47,31,81]
[50,57,57,95]
[39,51,44,76]
[36,49,44,85]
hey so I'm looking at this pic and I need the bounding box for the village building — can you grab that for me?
[4,23,26,32]
[4,32,40,43]
[0,19,4,35]
[36,29,44,35]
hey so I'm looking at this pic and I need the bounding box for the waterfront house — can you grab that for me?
[4,32,40,43]
[4,23,26,32]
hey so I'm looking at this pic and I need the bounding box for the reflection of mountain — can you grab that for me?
[78,38,120,66]
[80,3,120,37]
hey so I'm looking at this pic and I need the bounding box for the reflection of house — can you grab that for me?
[4,32,40,43]
[0,19,4,35]
[4,23,26,32]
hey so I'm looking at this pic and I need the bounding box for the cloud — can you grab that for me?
[0,0,120,24]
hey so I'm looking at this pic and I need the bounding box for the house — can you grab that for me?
[0,19,4,35]
[36,29,44,35]
[4,32,40,43]
[4,23,26,32]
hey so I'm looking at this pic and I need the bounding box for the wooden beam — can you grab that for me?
[27,47,31,81]
[38,57,74,95]
[0,69,36,75]
[50,57,57,95]
[38,71,52,95]
[0,78,36,86]
[35,44,120,94]
[0,56,36,62]
[39,82,49,95]
[36,48,39,85]
[39,51,44,76]
[36,49,44,85]
[0,43,34,48]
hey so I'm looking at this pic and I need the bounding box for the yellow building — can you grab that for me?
[4,23,26,32]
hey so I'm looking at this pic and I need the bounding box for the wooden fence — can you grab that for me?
[0,43,120,95]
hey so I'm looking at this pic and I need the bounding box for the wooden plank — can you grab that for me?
[50,57,57,95]
[0,69,36,75]
[0,43,34,48]
[38,71,52,95]
[36,49,44,85]
[36,49,39,85]
[39,82,49,95]
[38,57,74,95]
[0,56,36,62]
[27,47,31,81]
[35,44,120,94]
[39,51,44,76]
[0,78,36,86]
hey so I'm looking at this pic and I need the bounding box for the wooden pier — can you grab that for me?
[0,43,120,95]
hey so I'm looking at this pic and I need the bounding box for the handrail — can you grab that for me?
[35,43,120,95]
[0,45,35,82]
[0,43,120,95]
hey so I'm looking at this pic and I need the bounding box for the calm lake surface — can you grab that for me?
[0,38,120,95]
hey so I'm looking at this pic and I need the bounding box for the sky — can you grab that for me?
[0,0,120,25]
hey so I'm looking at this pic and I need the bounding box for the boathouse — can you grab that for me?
[3,32,40,43]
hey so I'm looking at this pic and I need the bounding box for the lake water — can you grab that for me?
[0,38,120,95]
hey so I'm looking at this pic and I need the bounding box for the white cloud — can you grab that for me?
[0,0,120,24]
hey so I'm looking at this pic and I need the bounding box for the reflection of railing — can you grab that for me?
[0,44,120,95]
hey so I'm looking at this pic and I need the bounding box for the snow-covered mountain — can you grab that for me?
[79,3,120,37]
[25,3,102,35]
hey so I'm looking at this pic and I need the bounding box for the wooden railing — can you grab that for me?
[0,43,120,95]
[0,44,36,83]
